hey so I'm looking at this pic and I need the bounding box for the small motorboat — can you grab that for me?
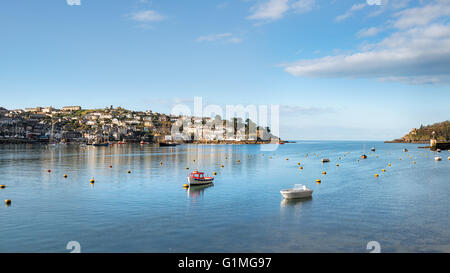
[187,171,214,186]
[280,184,313,199]
[403,149,408,152]
[435,157,442,161]
[321,158,330,163]
[160,142,178,147]
[92,142,109,147]
[436,149,441,153]
[371,147,376,152]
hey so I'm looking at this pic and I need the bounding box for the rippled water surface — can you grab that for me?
[0,141,449,252]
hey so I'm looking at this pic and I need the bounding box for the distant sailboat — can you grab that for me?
[361,144,367,159]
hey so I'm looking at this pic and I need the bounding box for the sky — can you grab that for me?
[1,0,449,140]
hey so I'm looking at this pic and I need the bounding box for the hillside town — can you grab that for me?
[0,106,277,144]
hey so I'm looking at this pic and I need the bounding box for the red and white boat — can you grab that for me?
[187,171,214,186]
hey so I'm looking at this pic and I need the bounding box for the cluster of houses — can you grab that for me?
[0,106,276,144]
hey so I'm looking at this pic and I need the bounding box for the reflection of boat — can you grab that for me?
[187,171,214,186]
[140,141,149,145]
[118,140,127,144]
[280,196,312,207]
[160,142,178,147]
[280,184,313,199]
[188,183,214,198]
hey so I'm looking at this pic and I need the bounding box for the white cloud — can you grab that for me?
[335,3,366,22]
[291,0,316,13]
[285,2,450,85]
[131,10,166,22]
[196,33,242,44]
[357,27,383,37]
[247,0,290,20]
[66,0,81,6]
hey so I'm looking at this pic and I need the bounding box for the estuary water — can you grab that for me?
[0,141,449,253]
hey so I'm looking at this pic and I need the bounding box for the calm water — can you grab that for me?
[0,141,449,253]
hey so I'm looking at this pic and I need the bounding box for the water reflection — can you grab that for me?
[280,197,313,208]
[187,184,214,200]
[280,197,313,220]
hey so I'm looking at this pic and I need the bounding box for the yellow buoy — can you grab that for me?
[5,199,11,205]
[297,162,301,166]
[127,170,131,173]
[316,179,321,184]
[322,171,327,175]
[183,184,189,188]
[221,165,224,168]
[160,162,163,165]
[63,174,68,178]
[336,164,340,167]
[185,167,189,170]
[0,185,6,189]
[90,178,95,183]
[374,174,379,178]
[413,161,416,164]
[299,166,303,170]
[382,169,386,172]
[388,163,391,167]
[213,172,217,175]
[286,158,289,160]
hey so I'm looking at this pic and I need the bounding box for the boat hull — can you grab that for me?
[280,189,313,199]
[188,176,214,186]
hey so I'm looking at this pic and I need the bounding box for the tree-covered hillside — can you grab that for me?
[401,121,450,142]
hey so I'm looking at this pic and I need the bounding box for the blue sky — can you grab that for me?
[1,0,449,140]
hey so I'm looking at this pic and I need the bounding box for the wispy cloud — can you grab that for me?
[130,10,166,22]
[357,27,383,38]
[285,1,450,85]
[248,0,290,21]
[196,33,243,44]
[335,3,366,22]
[247,0,316,22]
[291,0,316,14]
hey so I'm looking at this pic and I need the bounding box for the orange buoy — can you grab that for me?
[90,178,95,183]
[322,171,327,175]
[5,199,11,205]
[374,174,379,178]
[63,174,68,178]
[47,169,51,173]
[0,185,6,189]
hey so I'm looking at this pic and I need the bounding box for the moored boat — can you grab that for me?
[92,143,109,147]
[280,184,313,199]
[187,171,214,186]
[160,142,178,147]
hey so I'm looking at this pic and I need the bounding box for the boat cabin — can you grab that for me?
[190,171,205,179]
